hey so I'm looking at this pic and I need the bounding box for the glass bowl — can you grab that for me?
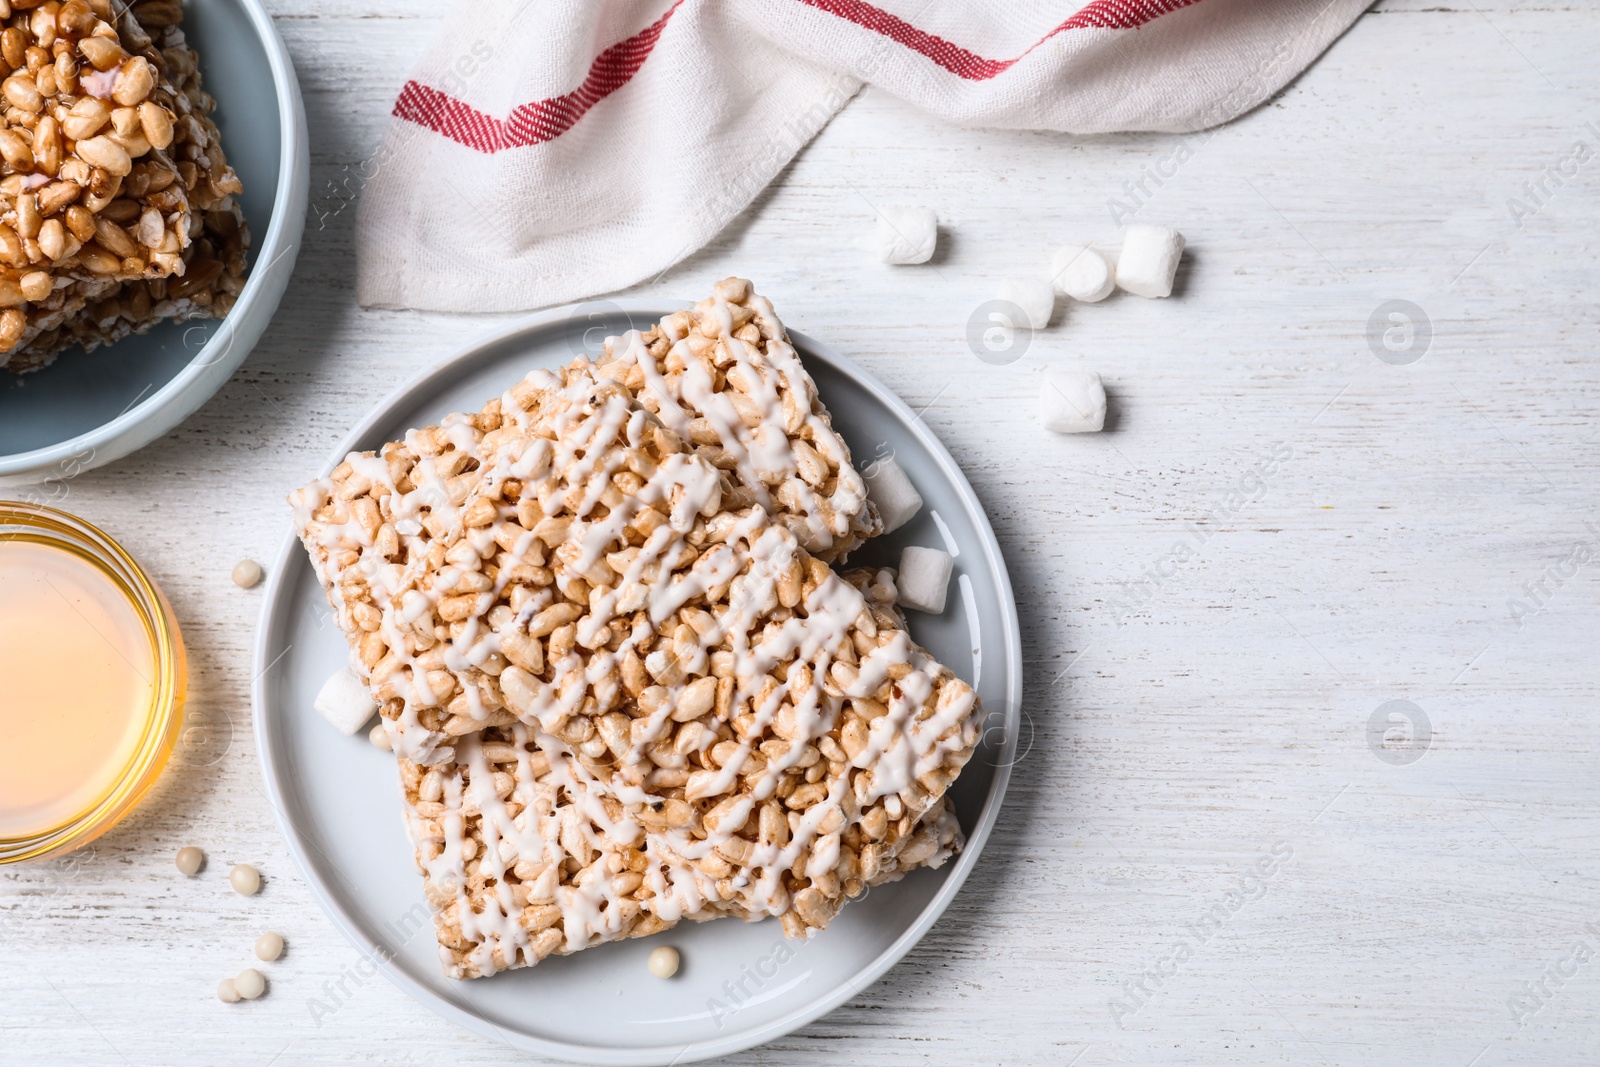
[0,502,186,863]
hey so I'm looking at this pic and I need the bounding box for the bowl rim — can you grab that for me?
[0,0,307,481]
[252,301,1024,1065]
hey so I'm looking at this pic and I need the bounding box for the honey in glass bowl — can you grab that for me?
[0,503,186,863]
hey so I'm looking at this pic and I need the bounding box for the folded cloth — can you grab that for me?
[356,0,1371,313]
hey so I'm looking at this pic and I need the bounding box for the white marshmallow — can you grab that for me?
[877,206,938,265]
[863,455,923,534]
[997,277,1055,329]
[1039,369,1106,434]
[1050,245,1115,303]
[897,546,954,615]
[314,667,377,736]
[1116,224,1185,298]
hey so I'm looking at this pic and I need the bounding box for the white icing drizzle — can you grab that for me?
[291,287,976,973]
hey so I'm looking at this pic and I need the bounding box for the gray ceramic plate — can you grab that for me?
[253,302,1021,1065]
[0,0,308,486]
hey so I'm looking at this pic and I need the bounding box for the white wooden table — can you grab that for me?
[5,2,1599,1063]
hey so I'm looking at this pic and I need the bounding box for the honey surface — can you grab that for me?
[0,540,156,839]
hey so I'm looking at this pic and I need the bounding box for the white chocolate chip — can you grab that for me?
[1116,224,1185,298]
[216,978,240,1003]
[175,846,204,877]
[862,455,922,535]
[368,722,392,750]
[234,968,265,1000]
[255,931,284,962]
[314,667,378,736]
[1039,368,1107,434]
[996,277,1055,329]
[896,546,953,615]
[231,559,263,588]
[876,206,937,265]
[230,863,261,896]
[647,945,680,978]
[1051,244,1115,303]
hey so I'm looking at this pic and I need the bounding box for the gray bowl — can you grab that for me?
[0,0,308,486]
[253,303,1023,1064]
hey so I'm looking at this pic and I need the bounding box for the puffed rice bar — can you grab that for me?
[0,0,248,374]
[400,733,961,979]
[295,359,975,785]
[398,568,964,979]
[289,283,980,977]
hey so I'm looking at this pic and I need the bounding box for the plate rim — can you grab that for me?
[252,300,1022,1065]
[0,0,309,483]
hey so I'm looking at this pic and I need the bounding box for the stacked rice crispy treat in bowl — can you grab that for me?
[0,0,247,374]
[292,279,983,980]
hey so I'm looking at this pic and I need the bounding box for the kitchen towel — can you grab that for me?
[356,0,1371,312]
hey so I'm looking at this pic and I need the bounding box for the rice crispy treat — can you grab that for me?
[292,354,967,776]
[397,569,965,979]
[400,734,961,979]
[289,281,975,979]
[0,0,248,374]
